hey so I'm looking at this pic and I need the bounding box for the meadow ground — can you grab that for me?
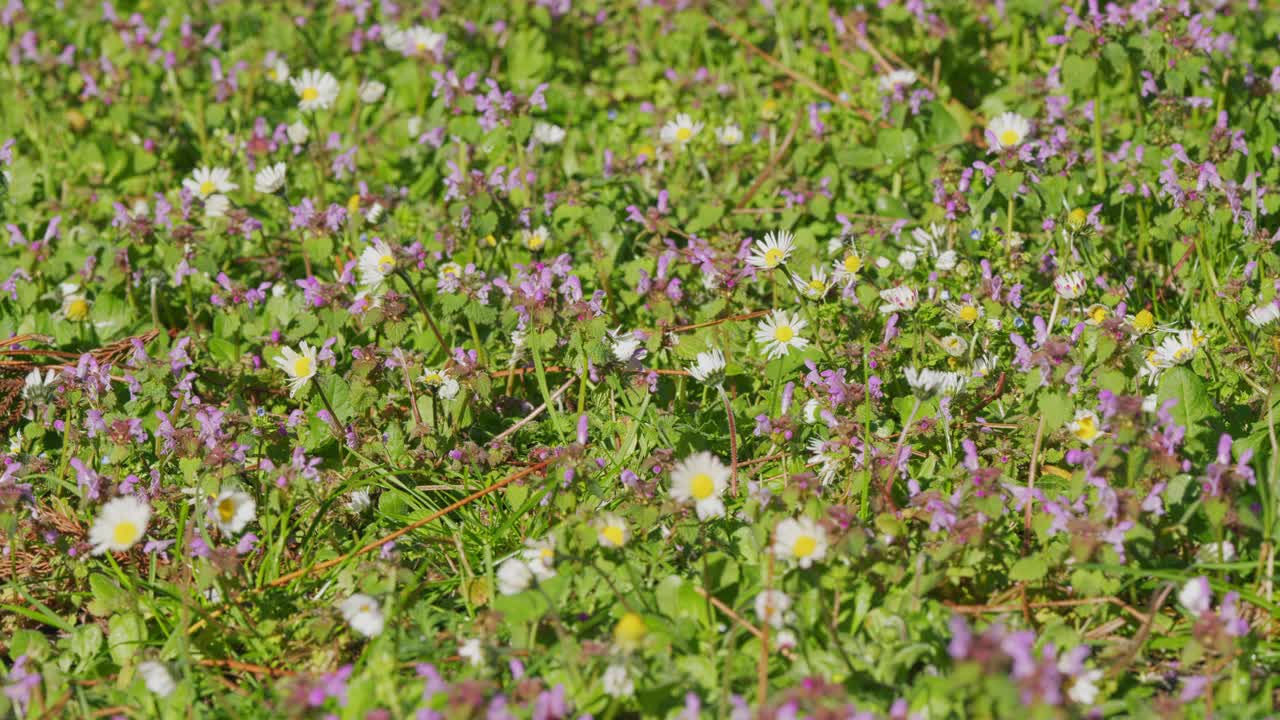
[2,1,1280,718]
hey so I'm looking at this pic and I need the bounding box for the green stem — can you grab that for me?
[395,268,449,354]
[530,345,567,443]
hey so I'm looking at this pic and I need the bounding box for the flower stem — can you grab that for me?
[719,386,739,497]
[394,268,448,354]
[311,379,346,453]
[1046,295,1062,339]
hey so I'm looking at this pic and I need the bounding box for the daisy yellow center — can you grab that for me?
[690,473,715,500]
[1172,346,1191,362]
[113,521,138,547]
[843,254,862,274]
[359,604,371,613]
[958,305,979,323]
[199,180,216,196]
[774,325,794,343]
[441,265,459,276]
[539,547,554,561]
[793,534,817,558]
[424,373,443,384]
[615,612,646,645]
[764,248,784,266]
[1068,208,1088,227]
[378,254,396,272]
[675,126,693,141]
[808,279,825,292]
[1191,330,1207,346]
[293,357,312,378]
[66,298,90,321]
[527,234,544,250]
[347,194,361,213]
[415,41,428,53]
[1074,417,1098,441]
[601,526,625,546]
[302,87,319,102]
[999,129,1020,146]
[1133,310,1155,332]
[217,498,236,522]
[483,234,497,247]
[1090,306,1109,323]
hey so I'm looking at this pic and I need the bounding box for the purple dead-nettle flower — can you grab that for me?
[3,655,40,716]
[1202,433,1254,498]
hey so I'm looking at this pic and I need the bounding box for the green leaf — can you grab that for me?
[108,613,146,665]
[1062,55,1097,95]
[1037,391,1071,433]
[1009,555,1048,582]
[1157,366,1213,431]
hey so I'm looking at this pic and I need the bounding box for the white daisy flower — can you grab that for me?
[660,113,703,146]
[715,124,743,146]
[338,593,385,637]
[272,342,319,398]
[59,282,91,322]
[532,122,566,145]
[204,194,231,219]
[602,664,634,697]
[878,69,917,92]
[747,230,795,270]
[686,348,726,387]
[520,537,557,581]
[290,69,340,112]
[791,266,831,300]
[89,496,151,555]
[832,243,864,283]
[523,226,550,251]
[420,368,461,401]
[594,512,630,548]
[359,238,396,291]
[358,79,386,104]
[388,25,446,58]
[253,162,287,195]
[905,366,967,397]
[346,489,372,513]
[211,489,256,535]
[939,334,968,357]
[1068,409,1103,446]
[1178,576,1211,615]
[458,638,484,667]
[946,300,984,325]
[287,121,310,145]
[754,590,791,629]
[496,556,534,595]
[669,451,730,520]
[265,58,290,84]
[897,250,918,271]
[878,286,919,314]
[137,661,176,697]
[1247,302,1280,328]
[1196,541,1237,563]
[1062,663,1102,706]
[183,166,238,199]
[754,310,809,359]
[773,517,829,568]
[988,111,1031,150]
[1053,271,1087,300]
[606,327,646,364]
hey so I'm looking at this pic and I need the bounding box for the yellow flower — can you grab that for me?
[614,612,647,650]
[1085,304,1110,326]
[594,513,630,548]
